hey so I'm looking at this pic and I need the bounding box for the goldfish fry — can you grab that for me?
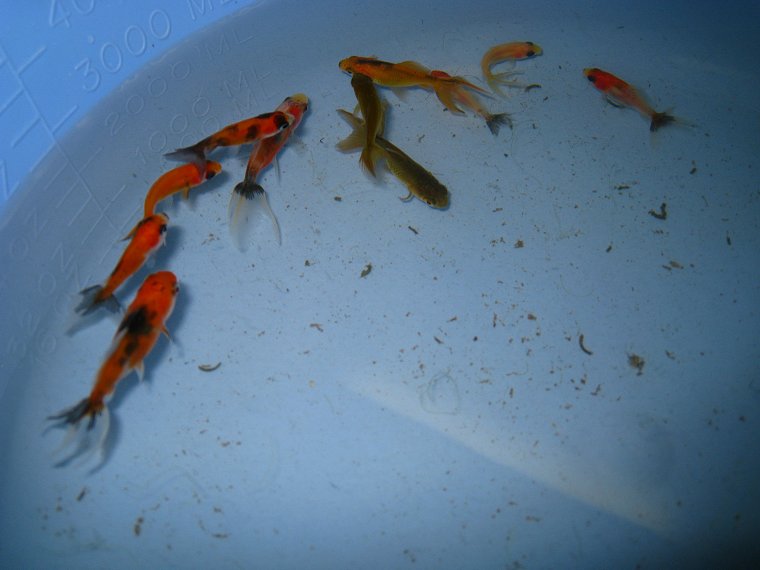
[198,362,221,372]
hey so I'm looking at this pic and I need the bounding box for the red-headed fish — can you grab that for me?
[143,160,222,217]
[164,111,292,167]
[583,67,676,132]
[75,213,169,316]
[228,94,309,249]
[50,271,179,462]
[481,41,542,96]
[430,70,511,135]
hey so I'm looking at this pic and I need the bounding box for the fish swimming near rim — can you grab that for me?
[228,94,310,250]
[583,67,677,132]
[336,108,450,209]
[50,271,179,465]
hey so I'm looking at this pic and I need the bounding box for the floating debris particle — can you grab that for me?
[606,244,613,252]
[134,516,144,536]
[198,362,221,372]
[310,323,324,332]
[334,196,343,202]
[614,183,631,190]
[360,263,372,278]
[76,487,88,502]
[524,83,542,92]
[628,353,645,375]
[433,336,444,344]
[514,239,524,248]
[690,161,697,175]
[408,225,419,235]
[649,202,668,220]
[578,334,593,355]
[726,234,732,246]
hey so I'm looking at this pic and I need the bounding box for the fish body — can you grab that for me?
[583,67,675,131]
[143,160,221,217]
[164,111,292,167]
[430,70,512,135]
[229,94,310,249]
[351,73,385,176]
[339,55,488,115]
[336,109,449,209]
[50,271,179,459]
[481,41,542,96]
[75,213,169,316]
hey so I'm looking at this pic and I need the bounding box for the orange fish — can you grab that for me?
[164,111,292,167]
[430,70,511,135]
[339,56,488,115]
[583,67,675,132]
[229,94,309,249]
[50,271,179,461]
[143,160,222,217]
[75,213,169,316]
[481,41,542,96]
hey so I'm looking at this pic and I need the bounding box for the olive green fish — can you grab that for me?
[336,108,450,209]
[350,72,385,177]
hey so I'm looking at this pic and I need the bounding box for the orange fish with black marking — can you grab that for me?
[143,160,221,217]
[229,94,310,249]
[50,271,179,462]
[75,213,169,316]
[583,67,676,132]
[164,111,292,167]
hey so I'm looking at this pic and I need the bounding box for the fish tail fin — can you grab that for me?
[650,110,677,132]
[335,109,366,153]
[48,397,111,466]
[74,285,122,317]
[163,139,209,170]
[432,83,465,115]
[359,143,382,177]
[486,70,524,97]
[486,112,513,136]
[228,181,281,251]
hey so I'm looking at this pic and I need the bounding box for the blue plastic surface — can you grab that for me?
[0,0,244,208]
[1,0,759,567]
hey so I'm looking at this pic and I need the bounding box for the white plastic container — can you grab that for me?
[1,0,759,567]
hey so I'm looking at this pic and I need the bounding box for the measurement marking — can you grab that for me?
[16,45,47,75]
[0,42,104,212]
[10,116,41,148]
[51,105,79,134]
[0,88,24,115]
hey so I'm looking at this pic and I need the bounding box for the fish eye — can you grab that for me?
[586,74,595,82]
[527,50,535,56]
[159,224,168,234]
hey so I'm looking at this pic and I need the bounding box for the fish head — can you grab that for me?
[524,42,543,57]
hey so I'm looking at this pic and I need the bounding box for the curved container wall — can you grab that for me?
[1,0,759,568]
